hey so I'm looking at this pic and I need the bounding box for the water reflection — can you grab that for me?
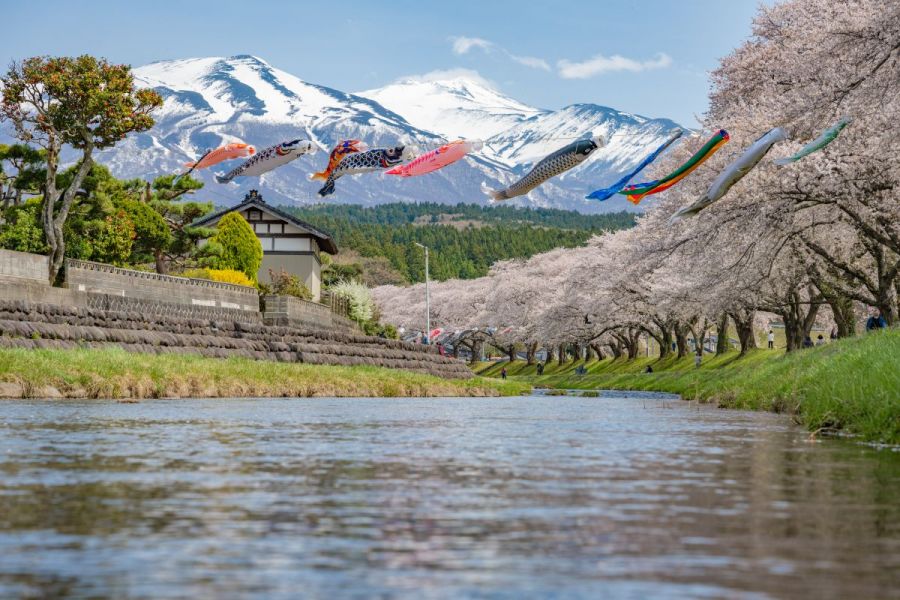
[0,396,898,599]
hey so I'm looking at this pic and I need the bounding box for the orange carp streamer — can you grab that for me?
[184,143,255,170]
[310,140,369,181]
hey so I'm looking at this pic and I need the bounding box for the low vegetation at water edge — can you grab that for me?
[0,348,528,399]
[478,330,900,444]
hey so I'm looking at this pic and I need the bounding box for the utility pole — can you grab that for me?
[415,242,431,344]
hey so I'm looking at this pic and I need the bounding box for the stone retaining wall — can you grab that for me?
[0,300,472,379]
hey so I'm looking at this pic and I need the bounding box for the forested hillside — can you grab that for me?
[283,203,635,283]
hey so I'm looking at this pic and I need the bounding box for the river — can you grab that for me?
[0,393,897,599]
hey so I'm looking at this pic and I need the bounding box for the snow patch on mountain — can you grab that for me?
[358,74,542,140]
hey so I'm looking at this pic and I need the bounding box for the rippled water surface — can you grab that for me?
[0,394,898,599]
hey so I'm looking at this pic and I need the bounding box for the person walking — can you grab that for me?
[501,367,507,380]
[536,362,544,376]
[767,330,775,349]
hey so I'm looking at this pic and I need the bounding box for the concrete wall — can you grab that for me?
[263,295,359,333]
[260,254,321,301]
[263,294,332,328]
[0,249,49,284]
[66,259,259,313]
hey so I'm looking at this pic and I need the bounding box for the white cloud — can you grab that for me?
[397,68,498,89]
[557,53,673,79]
[509,54,551,71]
[451,36,493,55]
[450,36,550,71]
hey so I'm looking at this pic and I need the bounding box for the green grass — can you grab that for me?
[478,330,900,444]
[0,348,529,399]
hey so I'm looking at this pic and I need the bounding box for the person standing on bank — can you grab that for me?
[767,330,775,349]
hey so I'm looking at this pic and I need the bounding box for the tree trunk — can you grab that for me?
[590,343,604,361]
[645,323,672,359]
[813,277,856,338]
[557,343,566,366]
[154,249,168,275]
[470,339,483,365]
[782,311,803,352]
[674,322,690,359]
[875,284,898,327]
[829,295,856,338]
[689,319,708,357]
[609,341,622,359]
[715,313,730,355]
[729,310,757,355]
[41,143,94,285]
[772,286,822,352]
[506,344,516,364]
[526,342,538,365]
[615,330,640,360]
[626,336,639,360]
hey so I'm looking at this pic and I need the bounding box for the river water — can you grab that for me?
[0,394,897,599]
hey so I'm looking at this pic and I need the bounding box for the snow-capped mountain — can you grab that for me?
[358,75,542,140]
[95,55,684,213]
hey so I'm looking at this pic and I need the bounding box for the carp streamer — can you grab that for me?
[586,130,683,201]
[773,117,851,165]
[385,140,482,177]
[670,127,788,222]
[317,146,416,197]
[619,129,730,205]
[310,140,369,182]
[215,139,316,183]
[484,136,604,201]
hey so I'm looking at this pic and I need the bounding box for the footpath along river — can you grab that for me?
[0,393,897,599]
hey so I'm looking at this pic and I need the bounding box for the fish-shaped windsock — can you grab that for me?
[317,146,416,197]
[310,140,369,181]
[620,130,730,205]
[586,130,683,201]
[484,136,604,201]
[670,127,788,223]
[216,139,316,184]
[184,143,255,170]
[773,117,851,165]
[385,140,483,177]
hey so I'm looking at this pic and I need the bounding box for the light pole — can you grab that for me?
[414,242,430,344]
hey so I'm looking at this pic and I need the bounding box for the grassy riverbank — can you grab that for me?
[477,329,900,443]
[0,348,529,399]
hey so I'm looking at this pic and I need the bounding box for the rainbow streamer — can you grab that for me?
[619,129,730,205]
[586,130,683,201]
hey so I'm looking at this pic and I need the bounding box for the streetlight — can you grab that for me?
[414,242,431,344]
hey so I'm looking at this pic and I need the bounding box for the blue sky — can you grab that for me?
[2,0,763,126]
